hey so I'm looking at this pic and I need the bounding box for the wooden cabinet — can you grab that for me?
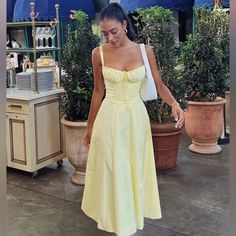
[6,113,30,169]
[6,88,65,173]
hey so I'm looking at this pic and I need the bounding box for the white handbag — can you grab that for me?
[139,43,158,101]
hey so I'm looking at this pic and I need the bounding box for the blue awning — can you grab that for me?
[194,0,230,8]
[155,0,194,11]
[13,0,95,21]
[7,0,17,21]
[120,0,194,12]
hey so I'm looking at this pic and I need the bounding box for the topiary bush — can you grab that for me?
[59,11,99,121]
[135,6,187,124]
[179,7,228,101]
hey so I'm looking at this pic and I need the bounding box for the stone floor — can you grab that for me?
[7,133,229,236]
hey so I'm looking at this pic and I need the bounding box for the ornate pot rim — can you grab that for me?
[61,116,87,127]
[187,97,226,106]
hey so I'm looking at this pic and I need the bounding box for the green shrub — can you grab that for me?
[59,11,99,121]
[135,6,187,124]
[179,7,228,101]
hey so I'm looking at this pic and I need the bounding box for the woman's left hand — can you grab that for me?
[172,105,185,129]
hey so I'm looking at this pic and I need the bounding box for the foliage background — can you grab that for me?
[179,7,229,101]
[135,7,187,124]
[59,11,99,121]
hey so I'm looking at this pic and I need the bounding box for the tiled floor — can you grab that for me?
[7,133,229,236]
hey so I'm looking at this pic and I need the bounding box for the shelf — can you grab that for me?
[7,21,58,27]
[6,3,62,94]
[7,47,60,53]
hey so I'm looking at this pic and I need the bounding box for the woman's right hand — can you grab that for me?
[83,128,92,149]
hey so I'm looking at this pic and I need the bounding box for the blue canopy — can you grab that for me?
[120,0,194,12]
[13,0,95,21]
[7,0,17,21]
[194,0,230,8]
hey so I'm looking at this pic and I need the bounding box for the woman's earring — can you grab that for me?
[124,29,128,34]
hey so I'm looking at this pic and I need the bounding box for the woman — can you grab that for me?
[82,3,184,236]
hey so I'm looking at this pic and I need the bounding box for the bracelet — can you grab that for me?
[171,101,180,108]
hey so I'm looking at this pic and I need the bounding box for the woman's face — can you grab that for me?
[100,18,127,48]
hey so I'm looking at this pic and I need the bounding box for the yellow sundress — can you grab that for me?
[81,45,162,236]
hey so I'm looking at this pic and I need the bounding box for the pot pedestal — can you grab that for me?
[71,169,86,185]
[189,141,221,154]
[61,118,88,185]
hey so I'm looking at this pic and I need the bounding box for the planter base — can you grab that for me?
[61,118,88,186]
[189,142,221,154]
[71,170,85,185]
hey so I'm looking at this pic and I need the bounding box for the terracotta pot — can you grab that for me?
[185,98,226,154]
[151,123,182,170]
[61,117,88,185]
[225,91,230,134]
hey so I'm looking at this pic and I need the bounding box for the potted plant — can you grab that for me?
[136,7,187,170]
[60,11,99,184]
[179,7,228,154]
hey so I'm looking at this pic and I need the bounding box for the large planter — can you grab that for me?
[185,98,226,154]
[151,123,183,170]
[61,117,88,185]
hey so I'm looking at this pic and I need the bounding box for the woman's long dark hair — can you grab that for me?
[100,3,136,41]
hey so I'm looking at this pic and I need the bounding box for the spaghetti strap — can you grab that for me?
[99,45,104,66]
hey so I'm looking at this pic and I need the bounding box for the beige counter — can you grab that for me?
[6,88,65,174]
[7,88,64,100]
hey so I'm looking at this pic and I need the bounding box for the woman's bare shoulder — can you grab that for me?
[92,46,100,55]
[131,42,152,52]
[91,47,102,65]
[143,44,155,58]
[99,43,110,50]
[144,44,153,52]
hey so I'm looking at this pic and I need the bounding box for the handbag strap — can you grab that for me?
[140,43,153,79]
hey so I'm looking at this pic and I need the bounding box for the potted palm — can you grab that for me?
[60,11,99,184]
[136,7,187,170]
[179,7,228,154]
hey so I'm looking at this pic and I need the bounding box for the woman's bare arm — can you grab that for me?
[86,47,105,132]
[145,45,184,128]
[145,45,176,106]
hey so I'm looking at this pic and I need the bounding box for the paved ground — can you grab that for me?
[7,133,229,236]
